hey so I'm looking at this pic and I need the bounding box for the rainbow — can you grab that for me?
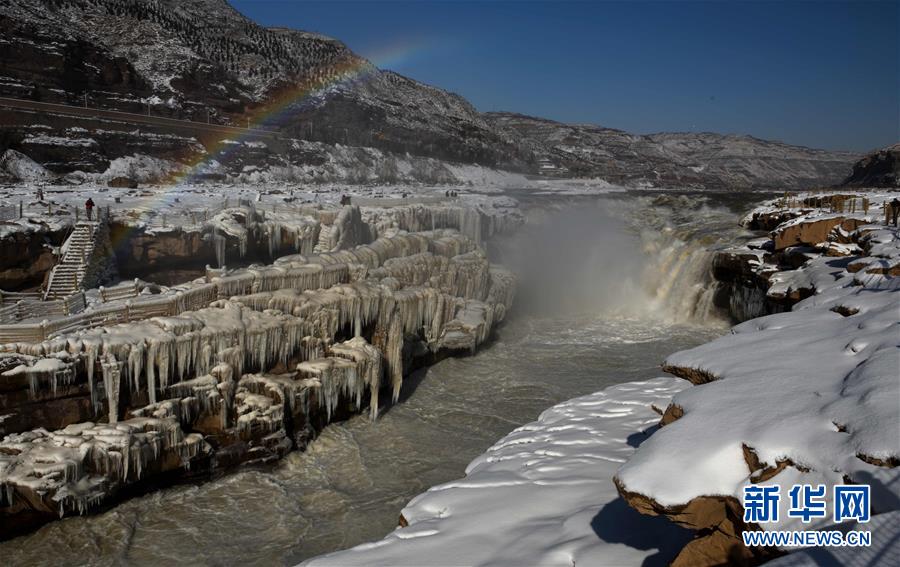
[170,37,436,188]
[110,38,432,256]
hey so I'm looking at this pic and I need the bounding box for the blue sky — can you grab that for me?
[230,0,898,152]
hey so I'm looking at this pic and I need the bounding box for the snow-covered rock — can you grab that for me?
[615,196,900,565]
[0,149,53,182]
[101,154,182,184]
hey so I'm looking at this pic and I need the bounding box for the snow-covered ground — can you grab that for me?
[0,145,539,195]
[0,160,625,240]
[763,510,900,567]
[305,377,693,567]
[618,240,899,506]
[0,179,541,242]
[616,204,900,562]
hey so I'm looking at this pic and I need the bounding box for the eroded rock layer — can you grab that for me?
[712,193,897,321]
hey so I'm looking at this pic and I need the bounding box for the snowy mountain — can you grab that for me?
[0,0,860,188]
[486,112,860,190]
[0,0,524,169]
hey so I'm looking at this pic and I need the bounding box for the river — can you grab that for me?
[1,191,758,566]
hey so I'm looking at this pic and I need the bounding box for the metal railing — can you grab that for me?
[99,279,141,303]
[0,264,349,344]
[0,292,87,324]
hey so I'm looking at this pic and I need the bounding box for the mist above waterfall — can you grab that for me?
[499,201,646,317]
[497,194,740,324]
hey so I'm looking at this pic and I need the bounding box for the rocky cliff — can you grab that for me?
[0,197,523,538]
[711,192,893,322]
[616,199,900,565]
[0,0,525,171]
[0,229,517,538]
[842,143,900,187]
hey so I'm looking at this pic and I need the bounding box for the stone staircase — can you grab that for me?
[44,221,100,299]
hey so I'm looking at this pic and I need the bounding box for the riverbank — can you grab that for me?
[306,377,695,567]
[308,190,900,566]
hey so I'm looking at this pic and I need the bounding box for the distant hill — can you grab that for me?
[0,0,861,188]
[486,112,860,190]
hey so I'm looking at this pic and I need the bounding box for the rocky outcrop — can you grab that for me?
[615,480,779,566]
[328,205,371,251]
[842,143,900,187]
[0,221,68,291]
[107,176,137,188]
[112,224,219,278]
[771,215,866,250]
[712,193,895,321]
[740,208,808,232]
[0,417,211,533]
[616,193,900,566]
[0,149,52,182]
[109,206,322,279]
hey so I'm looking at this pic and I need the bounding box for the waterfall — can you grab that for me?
[640,236,721,323]
[631,194,745,325]
[499,194,741,325]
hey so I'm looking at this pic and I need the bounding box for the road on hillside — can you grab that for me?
[0,96,281,139]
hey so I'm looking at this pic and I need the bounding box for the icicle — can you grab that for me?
[84,342,99,412]
[101,354,121,423]
[387,309,403,402]
[214,232,226,268]
[146,340,158,404]
[268,227,277,259]
[2,482,13,508]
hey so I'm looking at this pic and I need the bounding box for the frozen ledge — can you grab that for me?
[304,377,692,567]
[0,227,517,536]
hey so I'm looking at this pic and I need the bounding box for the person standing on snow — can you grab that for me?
[891,198,900,226]
[85,197,95,221]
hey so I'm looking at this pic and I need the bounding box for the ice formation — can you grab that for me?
[360,199,523,246]
[0,417,208,519]
[0,223,516,528]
